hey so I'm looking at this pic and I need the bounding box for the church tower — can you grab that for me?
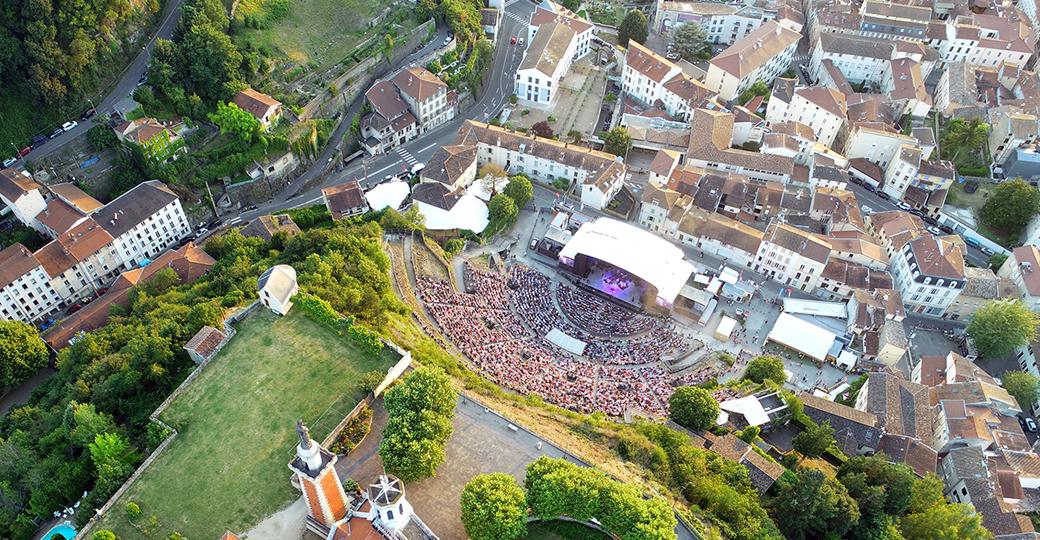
[288,420,349,528]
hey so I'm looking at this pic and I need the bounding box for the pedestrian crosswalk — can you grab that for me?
[503,12,529,26]
[396,147,418,167]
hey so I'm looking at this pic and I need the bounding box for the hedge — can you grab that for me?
[295,291,384,354]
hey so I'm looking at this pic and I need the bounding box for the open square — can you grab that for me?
[95,309,398,539]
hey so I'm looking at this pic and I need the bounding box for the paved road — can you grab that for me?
[23,0,187,162]
[235,0,536,220]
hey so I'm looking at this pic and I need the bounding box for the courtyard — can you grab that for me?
[509,56,610,140]
[94,309,398,539]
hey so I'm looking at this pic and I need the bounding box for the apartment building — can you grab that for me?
[818,259,893,299]
[0,168,47,232]
[528,3,593,60]
[883,58,932,119]
[945,267,1020,321]
[882,144,922,200]
[753,219,832,292]
[890,235,966,316]
[515,22,577,105]
[361,68,456,155]
[35,218,123,308]
[844,124,920,169]
[93,180,191,269]
[0,244,63,324]
[998,245,1040,312]
[455,120,625,210]
[704,20,800,102]
[765,85,847,148]
[810,0,931,43]
[686,109,795,183]
[622,41,714,121]
[927,12,1034,70]
[988,107,1038,166]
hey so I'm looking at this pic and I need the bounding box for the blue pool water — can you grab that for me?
[44,523,77,540]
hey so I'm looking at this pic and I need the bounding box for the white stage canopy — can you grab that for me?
[767,313,838,362]
[546,328,587,355]
[414,194,489,233]
[781,298,848,319]
[558,217,695,304]
[365,181,410,211]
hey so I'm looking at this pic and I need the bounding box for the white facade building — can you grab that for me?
[882,145,922,200]
[0,244,63,324]
[890,235,966,316]
[93,180,192,269]
[704,21,800,102]
[0,168,47,232]
[753,220,832,292]
[765,86,847,148]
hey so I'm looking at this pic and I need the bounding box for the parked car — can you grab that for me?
[896,201,913,211]
[864,184,877,193]
[511,36,517,44]
[980,246,995,256]
[31,134,48,147]
[137,74,148,86]
[17,146,32,158]
[2,157,15,168]
[666,53,679,60]
[410,162,426,175]
[860,205,873,215]
[927,226,943,235]
[1026,417,1037,433]
[518,37,524,46]
[80,108,96,120]
[62,121,78,132]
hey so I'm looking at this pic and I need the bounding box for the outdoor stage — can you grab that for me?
[584,264,648,309]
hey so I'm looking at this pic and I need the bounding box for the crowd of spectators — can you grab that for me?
[556,283,658,336]
[416,264,703,416]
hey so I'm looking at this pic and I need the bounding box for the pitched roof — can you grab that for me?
[529,4,592,33]
[48,182,103,213]
[521,22,576,77]
[37,198,87,235]
[239,214,301,241]
[392,67,447,102]
[908,235,965,280]
[879,434,937,477]
[0,244,42,289]
[710,20,801,77]
[0,168,40,203]
[864,372,932,440]
[365,79,410,120]
[800,392,881,454]
[795,87,848,118]
[677,207,764,255]
[258,264,297,305]
[626,41,678,83]
[233,88,281,120]
[709,434,785,492]
[688,109,795,176]
[764,220,832,264]
[183,325,227,362]
[35,218,114,277]
[1010,245,1040,296]
[94,180,179,239]
[422,144,478,185]
[321,180,367,220]
[820,259,893,291]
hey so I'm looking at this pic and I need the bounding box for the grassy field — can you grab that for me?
[233,0,412,73]
[95,309,397,539]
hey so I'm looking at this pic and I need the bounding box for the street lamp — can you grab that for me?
[87,98,99,117]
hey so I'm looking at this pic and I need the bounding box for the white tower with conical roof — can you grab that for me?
[367,474,414,531]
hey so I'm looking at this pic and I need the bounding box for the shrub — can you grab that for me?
[330,405,373,454]
[359,370,386,393]
[126,502,142,520]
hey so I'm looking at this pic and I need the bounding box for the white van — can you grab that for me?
[410,162,426,175]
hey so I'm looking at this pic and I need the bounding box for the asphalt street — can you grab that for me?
[25,0,187,161]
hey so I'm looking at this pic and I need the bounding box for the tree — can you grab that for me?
[89,432,135,471]
[743,355,786,385]
[93,532,117,540]
[88,125,119,151]
[567,130,583,143]
[769,469,860,540]
[557,0,579,11]
[382,33,395,65]
[618,10,649,47]
[461,473,528,540]
[0,320,49,388]
[602,126,631,157]
[793,420,835,458]
[899,475,990,540]
[379,367,457,481]
[208,101,261,141]
[668,386,719,431]
[738,81,770,106]
[967,299,1039,358]
[671,23,710,62]
[488,193,519,229]
[504,175,533,209]
[1002,370,1040,411]
[989,252,1009,271]
[979,179,1040,233]
[530,120,554,138]
[943,117,989,163]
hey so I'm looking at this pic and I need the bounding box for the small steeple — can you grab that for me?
[295,420,322,472]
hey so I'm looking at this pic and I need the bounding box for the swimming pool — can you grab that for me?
[43,522,76,540]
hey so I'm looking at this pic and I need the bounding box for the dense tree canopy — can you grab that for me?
[379,366,457,481]
[670,23,710,62]
[743,355,786,385]
[0,320,49,388]
[899,475,990,540]
[504,175,533,209]
[793,420,835,458]
[769,469,861,540]
[979,179,1040,235]
[208,101,262,141]
[967,299,1039,358]
[1002,370,1040,411]
[668,386,719,431]
[602,126,632,157]
[461,473,528,540]
[618,10,649,47]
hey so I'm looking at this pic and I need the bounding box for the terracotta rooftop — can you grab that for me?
[233,88,281,121]
[820,259,893,291]
[422,144,478,186]
[322,180,367,220]
[1010,245,1040,296]
[908,235,965,280]
[239,214,301,241]
[37,198,87,235]
[626,41,678,83]
[35,217,114,277]
[710,21,800,77]
[764,220,832,264]
[796,86,848,118]
[392,67,447,102]
[0,244,42,289]
[183,325,227,362]
[48,183,103,213]
[0,167,40,203]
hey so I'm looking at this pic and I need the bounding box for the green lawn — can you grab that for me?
[233,0,416,74]
[525,520,612,540]
[95,309,397,539]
